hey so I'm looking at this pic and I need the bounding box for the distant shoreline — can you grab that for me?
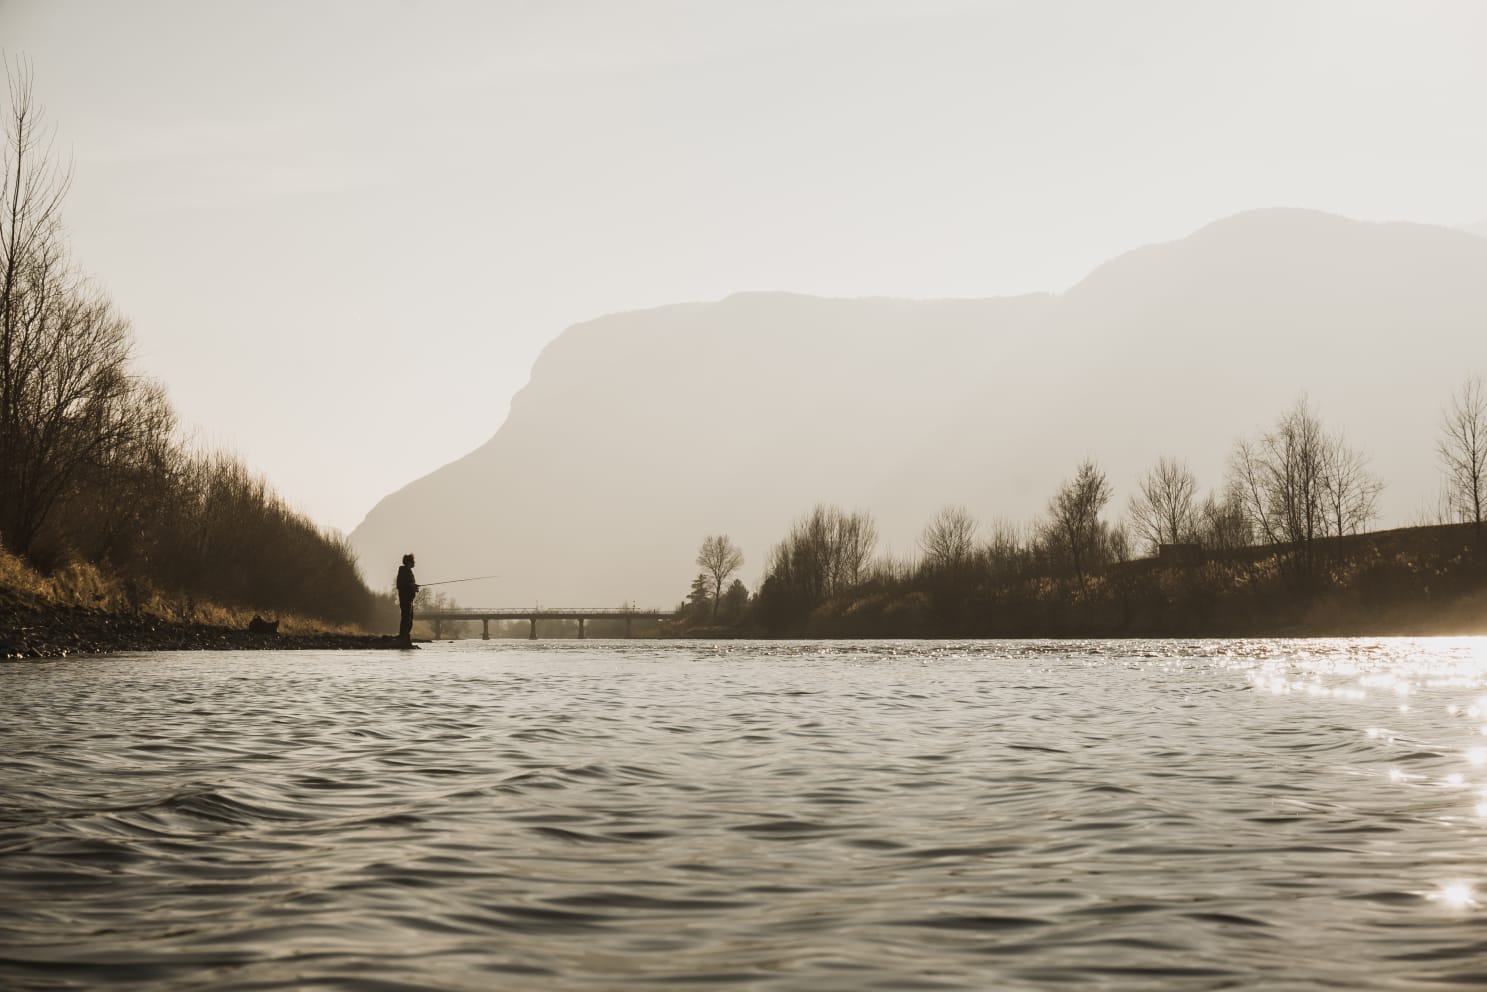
[669,621,1487,641]
[13,594,1478,656]
[7,602,1484,660]
[2,601,417,660]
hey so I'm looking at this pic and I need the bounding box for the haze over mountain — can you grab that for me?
[349,209,1487,607]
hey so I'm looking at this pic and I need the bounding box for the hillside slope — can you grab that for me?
[350,210,1487,607]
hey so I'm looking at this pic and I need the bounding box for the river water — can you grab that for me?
[2,638,1486,990]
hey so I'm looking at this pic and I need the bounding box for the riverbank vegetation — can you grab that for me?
[681,390,1487,638]
[0,544,399,658]
[1,63,386,633]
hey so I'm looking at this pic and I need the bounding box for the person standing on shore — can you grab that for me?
[396,553,418,647]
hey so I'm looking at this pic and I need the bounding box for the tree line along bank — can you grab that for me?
[1,64,390,631]
[677,387,1487,637]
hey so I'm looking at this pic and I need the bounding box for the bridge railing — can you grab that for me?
[418,607,674,618]
[413,606,676,640]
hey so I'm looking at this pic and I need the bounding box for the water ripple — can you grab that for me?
[3,638,1487,989]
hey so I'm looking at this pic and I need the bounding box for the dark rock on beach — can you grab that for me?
[0,601,418,660]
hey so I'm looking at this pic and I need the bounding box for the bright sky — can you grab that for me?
[4,0,1485,533]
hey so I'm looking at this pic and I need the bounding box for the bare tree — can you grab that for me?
[1439,375,1487,549]
[784,505,878,597]
[2,60,71,426]
[1197,488,1252,551]
[1318,432,1381,538]
[919,505,978,571]
[0,62,170,559]
[1106,520,1132,564]
[2,61,71,551]
[1127,456,1199,555]
[758,505,878,624]
[696,534,744,620]
[834,508,879,590]
[984,517,1032,579]
[1229,397,1329,573]
[1045,458,1112,589]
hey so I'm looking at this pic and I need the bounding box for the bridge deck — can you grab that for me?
[414,608,676,640]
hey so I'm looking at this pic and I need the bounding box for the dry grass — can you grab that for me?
[0,549,113,606]
[0,546,367,635]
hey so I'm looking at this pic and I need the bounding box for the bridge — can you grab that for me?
[415,607,676,640]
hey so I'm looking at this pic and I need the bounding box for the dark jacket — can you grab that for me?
[397,564,417,603]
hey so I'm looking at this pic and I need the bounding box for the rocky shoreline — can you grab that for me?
[1,602,417,660]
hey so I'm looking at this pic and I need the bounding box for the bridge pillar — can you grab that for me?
[433,619,442,639]
[529,617,538,640]
[625,617,632,638]
[482,618,489,640]
[578,617,586,639]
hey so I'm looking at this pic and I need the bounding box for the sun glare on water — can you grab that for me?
[1431,883,1479,910]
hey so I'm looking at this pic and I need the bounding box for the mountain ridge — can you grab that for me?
[349,209,1487,607]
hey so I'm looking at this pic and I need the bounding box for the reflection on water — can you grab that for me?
[2,638,1486,990]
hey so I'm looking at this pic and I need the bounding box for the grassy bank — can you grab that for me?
[0,550,405,659]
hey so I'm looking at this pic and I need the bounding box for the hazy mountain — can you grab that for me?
[349,209,1487,608]
[1466,218,1487,239]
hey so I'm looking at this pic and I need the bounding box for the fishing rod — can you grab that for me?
[419,574,501,587]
